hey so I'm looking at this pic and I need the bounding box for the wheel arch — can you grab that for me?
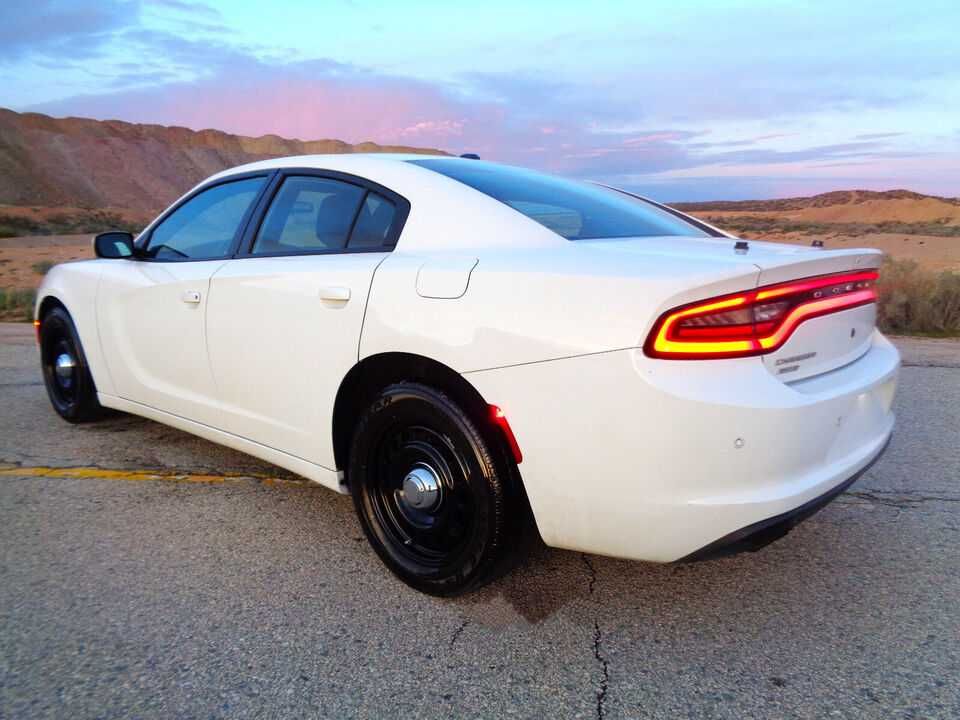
[37,293,67,321]
[332,352,516,478]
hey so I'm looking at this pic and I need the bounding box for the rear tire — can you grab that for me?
[348,383,516,595]
[39,306,104,423]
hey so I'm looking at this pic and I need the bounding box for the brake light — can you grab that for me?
[644,270,878,359]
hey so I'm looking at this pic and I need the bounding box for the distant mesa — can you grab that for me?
[672,189,960,215]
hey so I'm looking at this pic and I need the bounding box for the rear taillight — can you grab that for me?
[644,270,878,359]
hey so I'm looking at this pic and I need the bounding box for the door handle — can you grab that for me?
[319,286,351,303]
[181,290,201,304]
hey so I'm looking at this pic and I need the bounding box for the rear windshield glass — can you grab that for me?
[408,158,708,240]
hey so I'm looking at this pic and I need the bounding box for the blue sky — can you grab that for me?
[1,0,958,200]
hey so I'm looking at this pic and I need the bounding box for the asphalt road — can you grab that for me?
[1,323,958,719]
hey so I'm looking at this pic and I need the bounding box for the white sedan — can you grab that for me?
[35,155,899,594]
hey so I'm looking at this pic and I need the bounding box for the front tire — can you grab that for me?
[39,306,103,423]
[348,383,514,595]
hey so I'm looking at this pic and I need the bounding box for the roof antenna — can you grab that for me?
[460,153,480,160]
[734,240,749,254]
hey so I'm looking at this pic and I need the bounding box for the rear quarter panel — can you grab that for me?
[360,244,763,372]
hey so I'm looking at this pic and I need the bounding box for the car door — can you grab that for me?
[205,170,409,467]
[97,174,270,427]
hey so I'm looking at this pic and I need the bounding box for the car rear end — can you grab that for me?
[467,245,898,563]
[403,157,898,562]
[634,247,897,560]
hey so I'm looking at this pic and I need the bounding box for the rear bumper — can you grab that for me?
[679,434,890,561]
[467,330,899,562]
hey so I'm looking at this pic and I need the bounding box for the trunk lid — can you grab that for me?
[754,247,883,382]
[581,235,878,274]
[584,237,883,380]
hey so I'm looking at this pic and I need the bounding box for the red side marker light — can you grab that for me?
[489,404,523,464]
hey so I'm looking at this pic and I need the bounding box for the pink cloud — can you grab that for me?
[622,132,688,146]
[36,61,489,151]
[396,119,465,139]
[30,58,956,200]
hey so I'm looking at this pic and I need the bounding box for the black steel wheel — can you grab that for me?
[39,306,103,423]
[349,383,515,595]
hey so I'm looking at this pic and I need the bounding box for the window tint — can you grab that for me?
[348,192,397,249]
[408,159,708,240]
[253,177,365,255]
[145,177,265,260]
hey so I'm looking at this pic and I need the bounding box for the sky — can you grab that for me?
[1,0,958,201]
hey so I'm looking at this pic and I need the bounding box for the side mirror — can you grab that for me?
[93,231,136,259]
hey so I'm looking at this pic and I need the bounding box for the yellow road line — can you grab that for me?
[0,465,307,487]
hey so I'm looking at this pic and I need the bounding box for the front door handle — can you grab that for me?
[319,286,351,303]
[181,290,201,304]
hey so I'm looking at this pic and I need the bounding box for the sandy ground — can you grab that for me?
[737,231,960,272]
[0,234,92,288]
[701,201,960,225]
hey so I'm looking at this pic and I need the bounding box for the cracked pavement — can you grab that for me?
[1,324,958,719]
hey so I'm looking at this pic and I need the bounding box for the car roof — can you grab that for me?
[202,154,563,253]
[209,152,449,179]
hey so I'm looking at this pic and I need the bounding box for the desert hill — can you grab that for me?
[674,190,960,225]
[674,190,960,272]
[0,108,446,213]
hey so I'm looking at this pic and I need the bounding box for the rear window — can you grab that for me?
[408,159,708,240]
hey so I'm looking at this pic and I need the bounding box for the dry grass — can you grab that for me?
[31,260,55,275]
[0,209,147,239]
[876,258,960,337]
[0,287,35,322]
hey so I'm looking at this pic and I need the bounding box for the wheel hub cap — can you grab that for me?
[400,464,441,512]
[54,352,75,387]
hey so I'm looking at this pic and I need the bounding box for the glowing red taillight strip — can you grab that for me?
[756,289,876,350]
[645,270,879,360]
[754,270,879,300]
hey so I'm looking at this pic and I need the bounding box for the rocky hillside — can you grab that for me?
[0,108,446,213]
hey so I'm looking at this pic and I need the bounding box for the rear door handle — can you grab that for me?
[319,286,351,303]
[181,290,201,304]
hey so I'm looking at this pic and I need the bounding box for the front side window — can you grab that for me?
[408,158,709,240]
[145,177,266,260]
[253,177,366,255]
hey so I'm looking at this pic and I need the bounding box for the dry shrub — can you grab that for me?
[876,258,960,336]
[0,288,36,322]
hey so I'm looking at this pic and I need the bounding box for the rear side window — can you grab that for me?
[145,177,266,260]
[253,176,365,255]
[408,159,708,240]
[348,193,397,249]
